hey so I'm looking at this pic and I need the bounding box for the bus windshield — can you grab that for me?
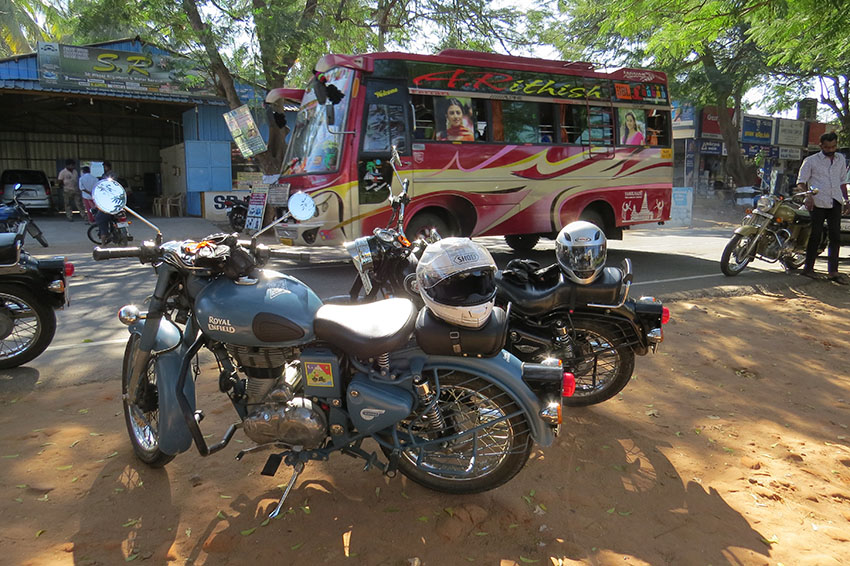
[285,67,355,175]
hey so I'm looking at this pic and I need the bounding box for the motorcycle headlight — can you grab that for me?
[756,195,775,212]
[344,236,375,273]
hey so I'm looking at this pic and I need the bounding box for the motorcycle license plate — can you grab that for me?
[117,221,129,228]
[279,237,294,246]
[841,218,850,232]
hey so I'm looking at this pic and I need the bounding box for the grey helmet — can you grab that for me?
[555,221,607,284]
[416,237,497,328]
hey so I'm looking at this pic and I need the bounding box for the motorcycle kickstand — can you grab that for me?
[268,461,304,519]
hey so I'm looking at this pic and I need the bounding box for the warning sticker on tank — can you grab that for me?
[304,362,334,387]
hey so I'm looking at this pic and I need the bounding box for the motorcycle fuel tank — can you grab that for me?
[194,269,323,347]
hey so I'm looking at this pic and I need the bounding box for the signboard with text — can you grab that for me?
[224,105,267,158]
[699,106,735,140]
[36,42,216,97]
[774,118,805,147]
[741,115,773,145]
[244,187,269,232]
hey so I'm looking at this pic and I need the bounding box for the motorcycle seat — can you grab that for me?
[496,266,623,316]
[314,297,418,358]
[0,232,21,265]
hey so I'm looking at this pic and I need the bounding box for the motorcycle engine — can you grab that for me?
[227,347,329,448]
[762,229,790,260]
[242,376,328,448]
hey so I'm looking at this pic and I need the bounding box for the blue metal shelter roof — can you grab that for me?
[0,38,261,106]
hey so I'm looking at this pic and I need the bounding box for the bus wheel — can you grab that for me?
[406,211,457,240]
[504,234,539,252]
[579,209,607,234]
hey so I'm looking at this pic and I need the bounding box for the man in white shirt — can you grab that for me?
[796,132,850,283]
[58,159,80,222]
[78,166,98,224]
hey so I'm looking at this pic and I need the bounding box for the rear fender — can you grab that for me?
[390,348,554,446]
[128,319,195,455]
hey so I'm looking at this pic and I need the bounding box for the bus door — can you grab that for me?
[357,78,413,229]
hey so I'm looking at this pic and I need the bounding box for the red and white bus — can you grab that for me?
[270,49,673,251]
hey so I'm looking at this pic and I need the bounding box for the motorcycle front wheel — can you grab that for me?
[557,321,636,407]
[230,210,246,232]
[0,284,56,369]
[122,334,175,467]
[720,233,754,276]
[382,370,533,494]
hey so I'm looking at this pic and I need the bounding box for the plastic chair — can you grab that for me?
[165,194,185,217]
[151,197,164,216]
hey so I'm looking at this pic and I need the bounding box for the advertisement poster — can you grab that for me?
[36,42,216,97]
[741,115,773,145]
[224,105,267,158]
[699,106,734,140]
[244,187,269,232]
[672,101,695,128]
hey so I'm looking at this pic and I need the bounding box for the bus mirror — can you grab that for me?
[314,78,328,105]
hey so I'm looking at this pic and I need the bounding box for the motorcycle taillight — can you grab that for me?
[65,262,75,277]
[662,307,670,324]
[562,372,576,397]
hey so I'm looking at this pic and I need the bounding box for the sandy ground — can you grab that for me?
[2,270,850,565]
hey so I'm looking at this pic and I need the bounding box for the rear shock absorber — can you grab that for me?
[413,376,446,432]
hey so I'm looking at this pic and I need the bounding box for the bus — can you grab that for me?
[268,49,673,251]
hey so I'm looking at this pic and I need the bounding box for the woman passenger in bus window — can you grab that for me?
[620,110,645,145]
[437,97,475,141]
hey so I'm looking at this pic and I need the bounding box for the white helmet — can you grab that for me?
[555,221,607,284]
[416,237,497,328]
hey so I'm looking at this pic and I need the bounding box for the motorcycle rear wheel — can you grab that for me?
[382,370,532,494]
[117,227,129,247]
[556,321,636,407]
[720,233,753,276]
[86,224,101,245]
[0,284,56,369]
[122,334,175,467]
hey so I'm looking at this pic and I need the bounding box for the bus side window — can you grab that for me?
[412,94,435,140]
[491,100,542,144]
[539,104,555,143]
[559,105,587,144]
[645,109,671,146]
[471,98,488,141]
[582,106,614,146]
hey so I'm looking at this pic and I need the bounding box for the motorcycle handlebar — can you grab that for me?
[92,245,145,261]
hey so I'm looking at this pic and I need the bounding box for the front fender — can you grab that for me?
[391,347,554,447]
[128,319,195,455]
[733,224,761,237]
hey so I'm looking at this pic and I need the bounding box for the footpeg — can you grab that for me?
[269,462,304,519]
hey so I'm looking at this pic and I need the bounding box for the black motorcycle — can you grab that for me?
[87,209,133,246]
[342,149,668,407]
[0,226,72,368]
[91,179,564,512]
[223,194,249,233]
[0,183,49,248]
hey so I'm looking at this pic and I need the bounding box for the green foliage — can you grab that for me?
[0,0,72,56]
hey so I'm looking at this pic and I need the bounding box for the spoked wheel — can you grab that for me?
[720,233,754,276]
[382,370,532,494]
[555,321,635,407]
[122,334,174,467]
[0,285,56,369]
[86,224,101,245]
[230,210,246,233]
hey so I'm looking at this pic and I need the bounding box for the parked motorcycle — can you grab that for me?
[87,209,133,246]
[223,194,249,233]
[0,224,72,368]
[720,188,826,276]
[91,179,565,512]
[342,149,668,407]
[0,183,49,247]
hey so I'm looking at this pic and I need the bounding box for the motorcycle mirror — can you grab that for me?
[288,192,317,221]
[92,179,127,215]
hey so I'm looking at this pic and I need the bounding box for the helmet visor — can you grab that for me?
[428,268,496,306]
[565,243,605,280]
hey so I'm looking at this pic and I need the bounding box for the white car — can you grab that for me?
[1,169,53,211]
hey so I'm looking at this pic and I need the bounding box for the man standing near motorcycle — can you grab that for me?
[796,132,850,283]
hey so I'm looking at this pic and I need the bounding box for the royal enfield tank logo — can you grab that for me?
[453,252,480,264]
[207,316,236,333]
[360,408,386,421]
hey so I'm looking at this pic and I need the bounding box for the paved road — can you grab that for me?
[2,212,842,395]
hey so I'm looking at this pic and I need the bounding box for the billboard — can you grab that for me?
[37,42,217,98]
[741,115,773,145]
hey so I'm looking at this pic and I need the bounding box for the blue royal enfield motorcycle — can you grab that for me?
[91,180,566,514]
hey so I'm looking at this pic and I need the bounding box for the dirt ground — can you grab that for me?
[2,278,850,566]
